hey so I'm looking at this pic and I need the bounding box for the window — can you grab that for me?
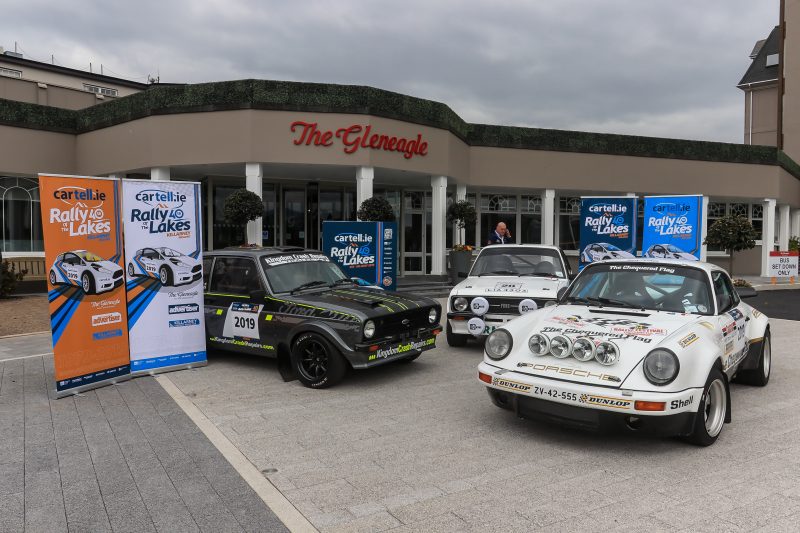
[0,67,21,78]
[1,177,43,253]
[520,195,542,244]
[480,194,516,245]
[208,257,261,295]
[83,83,118,97]
[202,257,213,291]
[712,271,737,313]
[558,197,581,250]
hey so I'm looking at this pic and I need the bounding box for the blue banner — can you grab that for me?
[642,195,702,260]
[579,197,638,269]
[322,221,398,290]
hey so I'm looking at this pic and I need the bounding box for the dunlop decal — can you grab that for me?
[492,377,532,393]
[579,394,631,409]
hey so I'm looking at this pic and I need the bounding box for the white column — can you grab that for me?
[791,208,800,239]
[245,163,263,246]
[455,184,467,245]
[431,175,448,275]
[356,166,374,214]
[107,173,123,181]
[150,167,170,181]
[541,189,556,245]
[779,204,791,251]
[700,196,709,262]
[761,198,777,277]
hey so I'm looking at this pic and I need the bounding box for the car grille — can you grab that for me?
[192,265,201,273]
[485,297,554,315]
[113,270,123,279]
[376,308,432,337]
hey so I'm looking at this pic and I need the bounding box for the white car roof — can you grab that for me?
[590,257,724,275]
[476,244,563,254]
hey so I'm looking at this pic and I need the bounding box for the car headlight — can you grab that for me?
[485,330,513,360]
[528,334,550,356]
[428,307,438,324]
[363,320,376,339]
[571,337,595,362]
[643,349,679,385]
[550,335,572,359]
[453,297,468,312]
[595,341,620,366]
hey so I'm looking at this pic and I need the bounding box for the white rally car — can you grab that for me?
[581,242,635,264]
[127,246,202,286]
[478,259,770,446]
[446,245,572,346]
[644,244,697,261]
[49,250,124,295]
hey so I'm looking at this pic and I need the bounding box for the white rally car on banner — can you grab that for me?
[446,245,572,346]
[478,259,770,446]
[49,250,124,295]
[127,246,202,286]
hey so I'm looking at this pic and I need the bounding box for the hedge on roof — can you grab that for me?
[0,79,798,178]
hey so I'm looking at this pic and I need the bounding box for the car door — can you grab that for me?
[204,256,273,356]
[713,271,748,372]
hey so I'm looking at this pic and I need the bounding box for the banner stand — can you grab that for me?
[121,179,207,376]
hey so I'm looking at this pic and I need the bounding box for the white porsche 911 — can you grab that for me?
[127,246,202,286]
[446,245,572,346]
[478,259,770,446]
[49,250,124,295]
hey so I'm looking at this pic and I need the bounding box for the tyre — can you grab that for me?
[292,333,348,388]
[128,263,135,277]
[446,322,468,347]
[686,368,728,446]
[81,272,95,294]
[159,266,172,286]
[49,270,57,285]
[736,331,771,387]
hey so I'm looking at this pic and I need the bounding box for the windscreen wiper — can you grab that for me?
[478,270,517,276]
[520,272,559,278]
[290,280,329,294]
[587,296,644,311]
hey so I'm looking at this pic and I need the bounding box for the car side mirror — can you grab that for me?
[736,286,757,299]
[557,287,568,301]
[249,289,266,302]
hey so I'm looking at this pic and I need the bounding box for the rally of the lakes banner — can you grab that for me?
[39,174,130,396]
[579,197,638,269]
[121,180,206,374]
[641,195,702,261]
[322,221,398,290]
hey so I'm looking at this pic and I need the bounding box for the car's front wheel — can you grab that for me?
[81,272,95,294]
[292,333,348,388]
[49,270,57,285]
[736,330,771,386]
[128,263,135,277]
[446,322,468,347]
[686,368,728,446]
[159,266,172,286]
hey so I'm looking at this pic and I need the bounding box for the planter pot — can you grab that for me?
[448,250,473,284]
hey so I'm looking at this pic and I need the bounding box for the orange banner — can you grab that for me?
[39,174,130,395]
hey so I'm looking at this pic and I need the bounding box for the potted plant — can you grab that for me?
[357,196,395,221]
[703,215,758,276]
[447,200,477,282]
[223,189,265,246]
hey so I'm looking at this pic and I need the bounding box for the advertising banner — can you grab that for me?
[39,174,130,396]
[642,195,703,260]
[322,221,397,290]
[121,180,206,374]
[578,197,638,269]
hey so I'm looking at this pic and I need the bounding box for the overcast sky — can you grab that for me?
[2,0,779,143]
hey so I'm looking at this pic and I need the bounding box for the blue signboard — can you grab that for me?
[641,195,702,261]
[579,197,638,269]
[322,221,398,290]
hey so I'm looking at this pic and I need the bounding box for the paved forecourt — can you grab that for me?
[166,317,800,532]
[0,344,288,533]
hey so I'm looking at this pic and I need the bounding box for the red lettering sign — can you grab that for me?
[290,121,428,159]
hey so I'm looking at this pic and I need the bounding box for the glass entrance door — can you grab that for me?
[402,191,430,274]
[283,189,306,247]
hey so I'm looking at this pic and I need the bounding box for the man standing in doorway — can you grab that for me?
[487,221,512,245]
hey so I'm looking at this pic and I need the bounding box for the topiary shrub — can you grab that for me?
[357,196,395,222]
[703,215,758,276]
[447,200,477,248]
[223,189,264,245]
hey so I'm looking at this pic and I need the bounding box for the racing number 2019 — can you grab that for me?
[234,316,256,330]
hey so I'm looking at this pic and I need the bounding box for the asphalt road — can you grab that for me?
[748,289,800,320]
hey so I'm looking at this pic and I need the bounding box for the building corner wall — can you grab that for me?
[782,0,800,161]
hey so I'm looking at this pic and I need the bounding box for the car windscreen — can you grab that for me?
[564,263,713,315]
[666,245,683,253]
[76,251,103,262]
[159,248,182,257]
[470,248,565,278]
[260,253,348,293]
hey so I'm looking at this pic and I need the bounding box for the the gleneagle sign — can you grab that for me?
[290,121,429,159]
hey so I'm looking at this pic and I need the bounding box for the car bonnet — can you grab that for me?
[454,275,565,298]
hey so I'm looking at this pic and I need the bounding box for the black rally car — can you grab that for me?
[202,247,442,388]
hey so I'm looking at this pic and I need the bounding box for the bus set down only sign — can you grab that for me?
[769,251,799,278]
